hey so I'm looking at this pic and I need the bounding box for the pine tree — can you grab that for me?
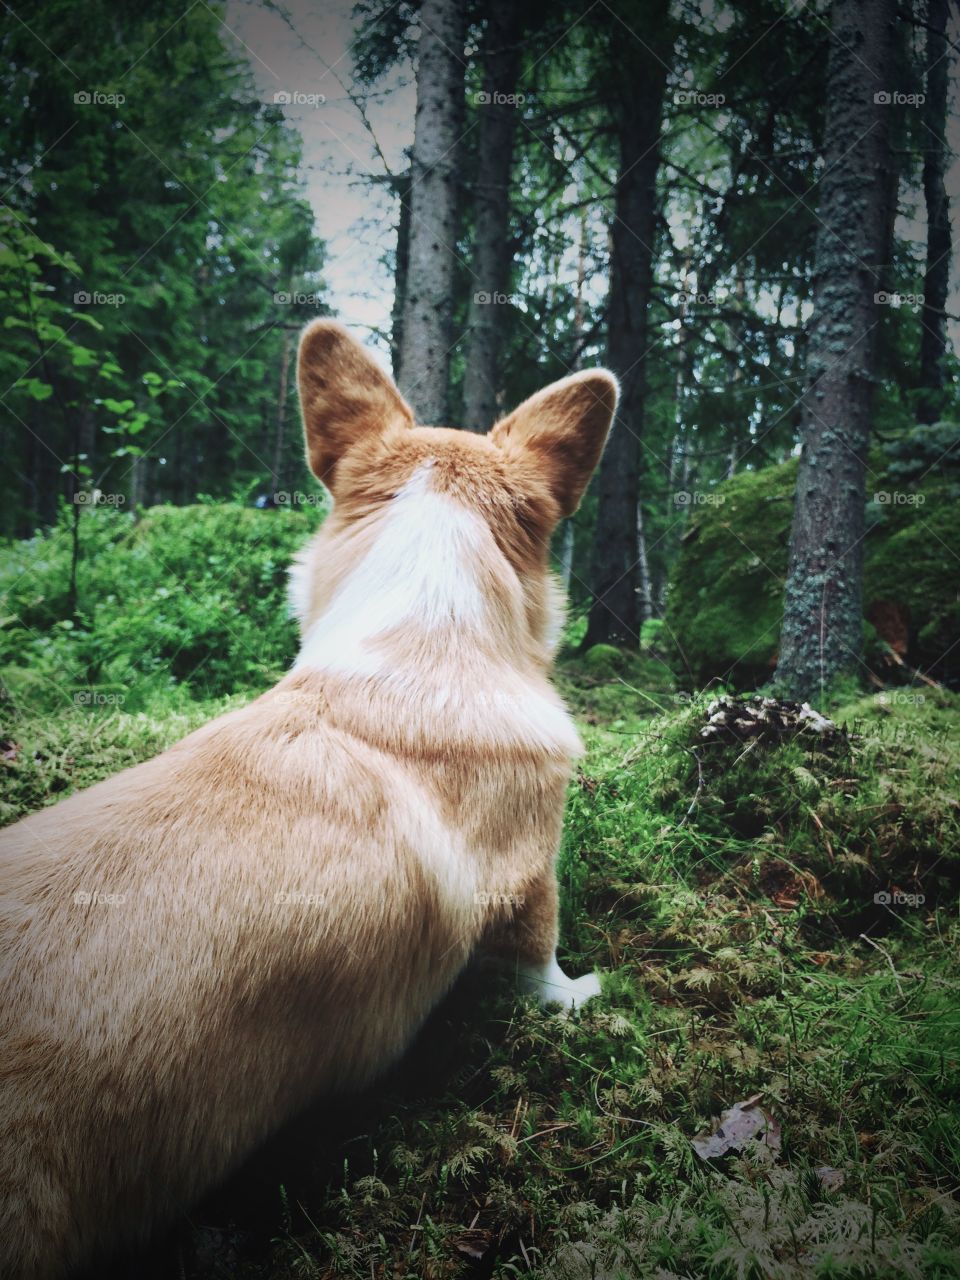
[774,0,897,699]
[582,0,673,648]
[396,0,467,424]
[461,0,524,431]
[918,0,953,426]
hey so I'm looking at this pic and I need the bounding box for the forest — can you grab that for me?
[1,0,959,1276]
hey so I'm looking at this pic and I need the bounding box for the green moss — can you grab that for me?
[579,643,626,678]
[556,646,678,741]
[664,448,960,688]
[664,460,796,688]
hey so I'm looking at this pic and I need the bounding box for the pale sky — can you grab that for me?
[225,0,416,368]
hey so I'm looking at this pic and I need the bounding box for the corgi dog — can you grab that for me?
[0,321,618,1279]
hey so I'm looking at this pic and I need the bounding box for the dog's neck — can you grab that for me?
[287,466,579,759]
[293,466,527,678]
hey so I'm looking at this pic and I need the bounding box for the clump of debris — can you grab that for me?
[697,694,845,748]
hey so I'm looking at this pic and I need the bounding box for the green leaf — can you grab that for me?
[70,346,100,368]
[19,377,54,401]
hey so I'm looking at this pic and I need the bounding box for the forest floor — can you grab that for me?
[2,655,959,1280]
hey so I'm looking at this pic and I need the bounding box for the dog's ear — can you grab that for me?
[298,320,413,492]
[490,369,619,518]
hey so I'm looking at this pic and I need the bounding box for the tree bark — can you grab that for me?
[559,518,574,592]
[271,327,292,497]
[461,0,523,432]
[129,453,145,512]
[391,171,413,381]
[636,498,653,624]
[555,211,588,596]
[396,0,466,424]
[724,270,746,477]
[582,4,670,649]
[774,0,896,699]
[918,0,952,426]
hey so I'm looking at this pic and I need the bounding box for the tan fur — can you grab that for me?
[0,321,617,1279]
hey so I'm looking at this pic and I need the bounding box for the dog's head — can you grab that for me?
[290,320,617,664]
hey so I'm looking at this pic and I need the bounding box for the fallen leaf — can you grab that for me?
[815,1165,845,1191]
[454,1230,493,1260]
[691,1095,781,1161]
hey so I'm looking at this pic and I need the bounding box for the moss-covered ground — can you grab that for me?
[3,654,958,1279]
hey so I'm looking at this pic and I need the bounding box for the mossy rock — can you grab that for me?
[580,644,627,678]
[664,460,795,689]
[568,645,674,690]
[664,435,960,688]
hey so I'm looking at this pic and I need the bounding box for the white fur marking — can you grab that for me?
[519,954,601,1009]
[543,577,567,656]
[287,554,313,627]
[396,774,478,923]
[295,466,486,676]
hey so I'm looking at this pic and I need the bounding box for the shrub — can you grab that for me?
[0,500,325,710]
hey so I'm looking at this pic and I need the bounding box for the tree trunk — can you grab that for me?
[271,327,292,496]
[918,0,952,426]
[559,519,574,593]
[774,0,896,700]
[391,171,413,381]
[582,11,670,650]
[725,270,746,478]
[67,496,81,618]
[396,0,466,424]
[573,207,588,363]
[636,498,653,624]
[462,0,522,432]
[129,454,145,512]
[555,214,587,600]
[665,273,691,519]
